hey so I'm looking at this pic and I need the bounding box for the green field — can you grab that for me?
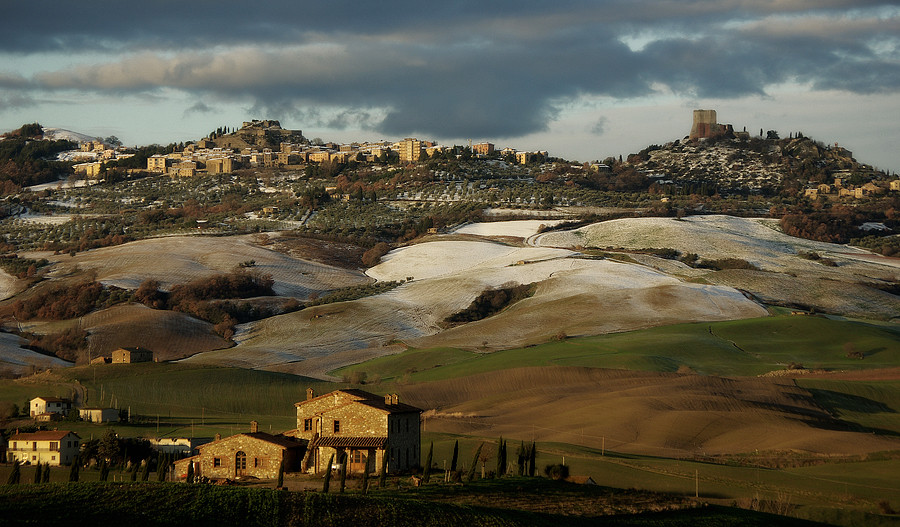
[797,379,900,435]
[416,433,900,526]
[333,315,900,382]
[0,363,339,438]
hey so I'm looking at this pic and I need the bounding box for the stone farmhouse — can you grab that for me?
[173,422,305,481]
[112,346,154,364]
[290,388,422,475]
[29,396,72,419]
[7,430,80,466]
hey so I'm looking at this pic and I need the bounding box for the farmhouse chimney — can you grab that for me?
[214,433,221,441]
[391,394,399,405]
[385,394,392,405]
[306,387,315,401]
[250,420,259,433]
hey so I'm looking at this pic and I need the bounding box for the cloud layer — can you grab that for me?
[2,1,899,142]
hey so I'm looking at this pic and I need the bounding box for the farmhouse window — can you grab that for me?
[11,442,15,449]
[351,450,365,464]
[51,456,56,461]
[304,418,313,431]
[333,420,341,433]
[235,451,247,470]
[214,457,222,467]
[50,442,58,451]
[254,458,260,468]
[32,442,36,451]
[32,455,37,461]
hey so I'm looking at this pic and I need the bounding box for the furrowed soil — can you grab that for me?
[398,366,900,457]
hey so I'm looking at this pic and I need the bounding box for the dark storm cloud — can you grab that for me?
[4,1,899,139]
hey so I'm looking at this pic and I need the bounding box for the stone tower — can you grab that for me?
[690,109,718,140]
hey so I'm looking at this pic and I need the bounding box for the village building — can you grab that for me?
[7,430,80,466]
[172,422,304,481]
[111,347,154,364]
[149,437,213,456]
[30,396,72,418]
[399,138,423,163]
[291,388,422,475]
[78,408,120,423]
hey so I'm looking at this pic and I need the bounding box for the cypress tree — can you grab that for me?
[379,451,388,488]
[528,442,536,477]
[339,452,348,493]
[186,460,194,484]
[361,463,370,495]
[7,460,21,484]
[423,442,433,483]
[450,440,458,472]
[141,458,151,481]
[42,462,50,483]
[322,453,334,493]
[33,462,42,484]
[467,443,483,482]
[276,459,284,488]
[68,456,80,482]
[516,441,526,476]
[156,454,169,481]
[495,437,503,478]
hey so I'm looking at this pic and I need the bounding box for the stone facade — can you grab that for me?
[293,389,422,475]
[112,347,153,364]
[177,429,304,481]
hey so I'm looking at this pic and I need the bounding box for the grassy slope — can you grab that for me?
[796,379,900,435]
[334,315,900,382]
[0,364,336,438]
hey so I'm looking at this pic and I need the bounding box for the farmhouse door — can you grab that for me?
[349,449,368,474]
[235,451,247,477]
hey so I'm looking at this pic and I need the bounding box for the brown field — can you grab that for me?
[81,303,232,360]
[398,366,900,457]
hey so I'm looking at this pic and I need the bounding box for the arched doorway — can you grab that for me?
[235,451,247,477]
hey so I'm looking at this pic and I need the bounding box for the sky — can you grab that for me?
[1,1,899,172]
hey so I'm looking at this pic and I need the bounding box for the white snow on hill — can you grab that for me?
[42,127,100,144]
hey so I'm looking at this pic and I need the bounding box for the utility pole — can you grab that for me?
[695,470,699,498]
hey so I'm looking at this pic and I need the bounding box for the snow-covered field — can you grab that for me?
[451,219,564,238]
[191,222,771,376]
[49,234,370,297]
[533,215,868,270]
[14,215,895,377]
[0,333,70,375]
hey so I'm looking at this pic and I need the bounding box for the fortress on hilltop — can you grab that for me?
[689,109,734,140]
[209,119,306,151]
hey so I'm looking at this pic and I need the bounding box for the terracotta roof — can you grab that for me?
[296,389,422,414]
[197,432,305,451]
[11,430,79,441]
[311,436,388,449]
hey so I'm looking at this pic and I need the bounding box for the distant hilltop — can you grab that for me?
[200,119,306,151]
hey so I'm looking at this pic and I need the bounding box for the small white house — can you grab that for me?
[30,397,72,418]
[8,430,80,466]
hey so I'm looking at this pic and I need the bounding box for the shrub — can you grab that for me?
[361,242,391,267]
[543,463,569,480]
[446,282,536,324]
